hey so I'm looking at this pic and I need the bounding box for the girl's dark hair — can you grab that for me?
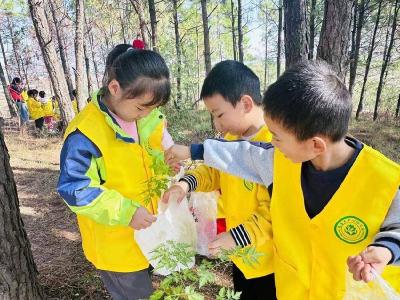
[27,89,39,97]
[103,44,170,106]
[39,91,46,98]
[12,77,21,85]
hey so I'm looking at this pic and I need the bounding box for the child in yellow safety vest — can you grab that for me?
[39,91,55,131]
[163,60,276,299]
[26,89,45,130]
[164,61,400,300]
[57,44,174,299]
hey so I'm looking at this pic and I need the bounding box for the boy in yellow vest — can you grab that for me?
[164,61,400,299]
[164,60,275,299]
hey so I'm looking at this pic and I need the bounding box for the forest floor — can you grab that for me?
[4,115,399,299]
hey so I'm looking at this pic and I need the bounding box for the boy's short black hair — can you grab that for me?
[27,89,39,97]
[39,91,45,98]
[200,60,262,106]
[263,60,352,142]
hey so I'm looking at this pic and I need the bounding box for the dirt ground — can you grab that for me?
[4,117,399,299]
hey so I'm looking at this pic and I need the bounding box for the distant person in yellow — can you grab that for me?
[163,60,276,300]
[26,89,45,130]
[71,89,78,114]
[57,45,174,299]
[39,90,55,131]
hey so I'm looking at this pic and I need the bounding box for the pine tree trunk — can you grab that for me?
[86,16,100,88]
[373,0,399,121]
[0,60,17,117]
[83,41,93,97]
[201,0,212,75]
[308,0,317,59]
[6,16,23,81]
[148,0,158,52]
[0,128,44,299]
[130,0,148,48]
[237,0,244,62]
[277,0,283,78]
[317,0,353,79]
[28,0,75,128]
[395,93,400,118]
[172,0,182,107]
[230,0,237,61]
[48,0,74,97]
[283,0,308,68]
[356,0,381,120]
[0,33,11,83]
[264,8,268,89]
[349,0,365,94]
[75,0,86,111]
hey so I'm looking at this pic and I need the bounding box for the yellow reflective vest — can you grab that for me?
[271,145,400,299]
[64,94,164,272]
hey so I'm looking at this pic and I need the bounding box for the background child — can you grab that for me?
[164,60,275,299]
[39,90,55,131]
[8,77,29,135]
[164,61,400,299]
[26,89,44,130]
[57,45,172,299]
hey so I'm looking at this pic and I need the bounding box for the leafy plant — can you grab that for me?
[150,241,264,300]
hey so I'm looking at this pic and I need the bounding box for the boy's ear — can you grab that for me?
[240,95,254,113]
[108,79,121,97]
[311,136,327,155]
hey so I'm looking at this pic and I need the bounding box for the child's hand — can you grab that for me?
[129,206,157,230]
[161,181,189,204]
[347,246,392,282]
[208,232,236,257]
[165,145,190,165]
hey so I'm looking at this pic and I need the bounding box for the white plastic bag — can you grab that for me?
[189,192,218,256]
[135,194,197,276]
[343,269,400,300]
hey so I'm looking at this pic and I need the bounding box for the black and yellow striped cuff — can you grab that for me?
[230,224,251,247]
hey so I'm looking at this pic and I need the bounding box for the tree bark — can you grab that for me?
[28,0,75,128]
[201,0,212,74]
[348,0,366,94]
[264,7,269,89]
[75,0,86,111]
[395,93,400,118]
[130,0,148,48]
[172,0,182,107]
[373,0,399,121]
[0,33,11,83]
[148,0,158,52]
[83,41,93,97]
[308,0,317,59]
[230,0,237,61]
[283,0,308,68]
[317,0,353,79]
[86,16,100,88]
[0,60,17,117]
[48,0,74,97]
[237,0,244,62]
[0,128,44,299]
[6,15,23,81]
[356,0,382,120]
[277,0,283,78]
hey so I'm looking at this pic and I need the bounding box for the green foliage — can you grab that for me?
[150,241,263,299]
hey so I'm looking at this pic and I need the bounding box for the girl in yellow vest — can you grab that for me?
[39,91,55,131]
[164,61,400,300]
[26,89,45,130]
[57,45,173,299]
[164,61,276,299]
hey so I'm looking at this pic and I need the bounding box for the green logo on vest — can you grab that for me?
[243,180,254,191]
[334,216,368,244]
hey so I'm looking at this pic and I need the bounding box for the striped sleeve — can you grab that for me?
[230,224,251,247]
